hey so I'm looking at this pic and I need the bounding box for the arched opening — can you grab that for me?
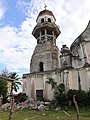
[41,30,45,35]
[39,62,44,72]
[38,33,40,37]
[47,30,52,35]
[41,18,44,23]
[48,18,51,22]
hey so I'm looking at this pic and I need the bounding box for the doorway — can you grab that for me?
[36,90,43,101]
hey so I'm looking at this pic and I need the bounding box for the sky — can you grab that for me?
[0,0,90,77]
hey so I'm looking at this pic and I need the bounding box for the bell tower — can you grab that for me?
[30,8,61,73]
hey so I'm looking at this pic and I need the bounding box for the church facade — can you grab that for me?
[22,9,90,101]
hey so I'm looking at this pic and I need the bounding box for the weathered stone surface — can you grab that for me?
[23,9,90,101]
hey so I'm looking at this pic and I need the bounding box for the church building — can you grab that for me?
[22,8,90,101]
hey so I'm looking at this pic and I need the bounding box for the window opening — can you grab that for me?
[41,30,45,35]
[47,30,52,35]
[39,62,44,72]
[41,18,44,23]
[48,18,51,22]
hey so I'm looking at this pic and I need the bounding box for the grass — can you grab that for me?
[0,109,90,120]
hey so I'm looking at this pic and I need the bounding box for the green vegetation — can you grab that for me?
[14,93,28,103]
[0,79,8,104]
[0,109,90,120]
[0,69,21,104]
[46,77,90,108]
[9,72,21,93]
[46,77,57,89]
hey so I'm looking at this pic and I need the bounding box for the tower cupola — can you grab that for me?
[60,45,71,68]
[36,9,56,23]
[32,9,61,45]
[61,45,70,55]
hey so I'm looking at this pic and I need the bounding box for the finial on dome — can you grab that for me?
[44,4,47,10]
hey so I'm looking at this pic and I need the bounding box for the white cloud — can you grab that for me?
[16,0,45,17]
[45,0,90,47]
[0,0,90,74]
[0,24,35,72]
[0,0,7,19]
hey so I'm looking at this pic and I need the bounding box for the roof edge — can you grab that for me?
[36,9,56,22]
[70,20,90,48]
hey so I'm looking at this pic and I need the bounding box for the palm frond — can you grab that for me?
[15,81,22,85]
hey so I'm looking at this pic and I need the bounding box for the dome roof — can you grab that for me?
[61,45,70,54]
[36,9,56,22]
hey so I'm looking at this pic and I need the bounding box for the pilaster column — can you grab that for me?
[45,29,47,41]
[52,31,55,45]
[66,71,69,91]
[82,43,88,63]
[40,31,41,41]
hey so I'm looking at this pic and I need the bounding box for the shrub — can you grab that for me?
[14,93,28,103]
[87,90,90,106]
[67,89,87,107]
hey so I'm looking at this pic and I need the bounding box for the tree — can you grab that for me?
[87,90,90,106]
[1,68,9,78]
[56,83,65,94]
[7,72,21,120]
[77,90,87,107]
[67,89,87,107]
[54,83,66,107]
[0,69,21,120]
[0,69,21,93]
[0,69,9,103]
[73,95,80,120]
[9,72,21,93]
[46,78,66,107]
[0,79,8,103]
[46,77,57,90]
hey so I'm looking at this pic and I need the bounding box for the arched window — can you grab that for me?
[48,18,51,22]
[38,33,40,37]
[39,62,44,72]
[41,18,44,23]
